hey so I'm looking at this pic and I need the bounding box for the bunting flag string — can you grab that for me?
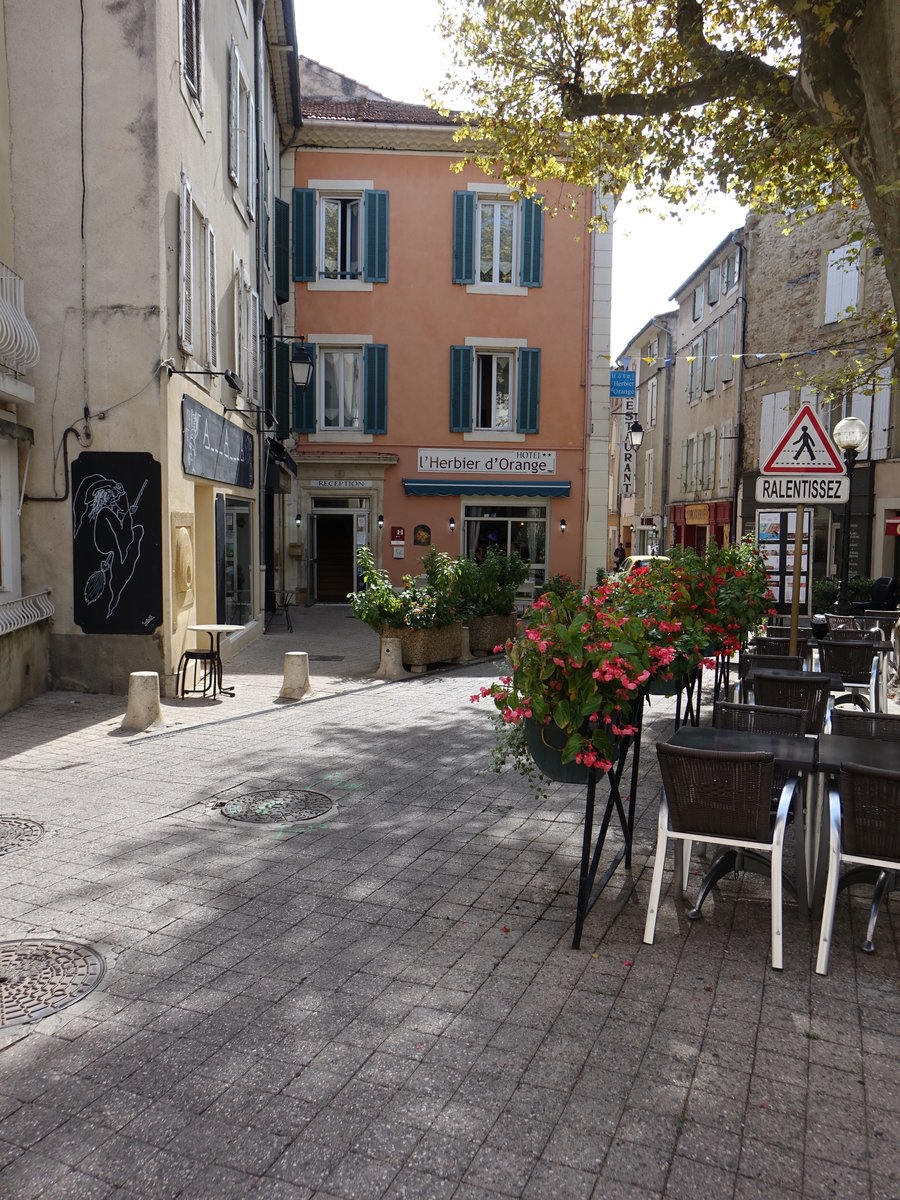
[603,340,894,369]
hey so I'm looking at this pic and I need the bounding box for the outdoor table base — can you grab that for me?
[572,701,644,950]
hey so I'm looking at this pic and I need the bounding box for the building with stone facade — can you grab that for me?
[286,62,615,598]
[0,0,300,710]
[739,203,897,608]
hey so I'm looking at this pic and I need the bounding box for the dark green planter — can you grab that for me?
[524,718,589,784]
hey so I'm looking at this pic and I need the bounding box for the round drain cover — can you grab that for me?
[221,788,333,824]
[0,817,44,857]
[0,939,105,1028]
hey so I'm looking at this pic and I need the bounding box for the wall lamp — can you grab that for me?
[295,512,302,528]
[448,517,456,532]
[161,360,244,394]
[559,518,567,533]
[377,514,384,530]
[269,336,314,390]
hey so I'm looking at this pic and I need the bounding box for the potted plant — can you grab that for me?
[465,547,530,654]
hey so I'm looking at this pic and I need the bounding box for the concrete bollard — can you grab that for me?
[458,626,475,663]
[374,636,407,680]
[120,671,165,732]
[279,651,311,700]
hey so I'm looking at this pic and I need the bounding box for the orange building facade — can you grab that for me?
[286,86,609,601]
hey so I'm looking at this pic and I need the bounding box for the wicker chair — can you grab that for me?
[738,653,804,702]
[817,640,879,711]
[644,743,799,969]
[753,634,811,658]
[827,707,900,739]
[827,627,880,642]
[752,670,833,734]
[825,614,860,632]
[816,762,900,974]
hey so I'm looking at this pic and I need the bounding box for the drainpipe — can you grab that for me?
[646,317,674,551]
[733,231,747,541]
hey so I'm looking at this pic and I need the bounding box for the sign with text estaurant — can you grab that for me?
[417,449,556,475]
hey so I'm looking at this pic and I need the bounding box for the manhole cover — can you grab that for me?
[0,939,105,1027]
[220,788,334,824]
[0,817,44,857]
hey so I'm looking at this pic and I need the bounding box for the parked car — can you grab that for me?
[619,554,670,575]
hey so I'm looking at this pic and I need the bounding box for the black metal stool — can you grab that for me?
[176,649,217,697]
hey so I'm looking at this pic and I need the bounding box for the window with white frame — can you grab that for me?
[722,249,740,293]
[475,351,513,431]
[720,310,736,383]
[228,41,255,220]
[232,259,259,405]
[321,347,363,430]
[692,285,704,322]
[687,337,703,404]
[646,375,658,429]
[179,175,217,370]
[292,184,389,287]
[707,265,720,306]
[823,244,860,323]
[702,427,716,489]
[181,0,201,105]
[477,197,516,285]
[322,195,361,280]
[644,447,654,512]
[703,322,718,392]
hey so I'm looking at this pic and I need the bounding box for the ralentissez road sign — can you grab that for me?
[756,403,848,504]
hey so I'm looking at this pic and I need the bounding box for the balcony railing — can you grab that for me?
[0,263,39,375]
[0,588,54,636]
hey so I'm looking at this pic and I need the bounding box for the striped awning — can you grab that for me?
[403,478,570,497]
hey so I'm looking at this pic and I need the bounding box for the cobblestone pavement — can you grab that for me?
[0,607,898,1199]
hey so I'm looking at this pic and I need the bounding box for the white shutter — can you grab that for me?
[228,42,240,186]
[850,386,873,461]
[824,245,859,323]
[799,385,820,418]
[704,427,717,489]
[680,440,688,491]
[248,289,259,403]
[872,366,891,460]
[206,223,217,369]
[644,447,654,511]
[759,391,790,468]
[647,376,658,428]
[703,323,718,391]
[246,95,256,220]
[179,175,193,354]
[233,258,243,380]
[720,310,735,382]
[719,420,733,492]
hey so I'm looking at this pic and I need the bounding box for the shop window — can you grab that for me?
[463,504,547,587]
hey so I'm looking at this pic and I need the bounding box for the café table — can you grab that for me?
[186,623,244,698]
[666,725,817,912]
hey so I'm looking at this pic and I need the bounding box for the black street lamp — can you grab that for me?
[832,416,868,615]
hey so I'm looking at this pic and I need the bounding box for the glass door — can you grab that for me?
[224,499,253,623]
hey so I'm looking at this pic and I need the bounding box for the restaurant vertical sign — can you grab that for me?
[610,369,637,498]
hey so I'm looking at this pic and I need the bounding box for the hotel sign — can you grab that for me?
[417,448,556,475]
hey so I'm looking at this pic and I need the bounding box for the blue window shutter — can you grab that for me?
[449,346,473,431]
[274,197,290,302]
[520,198,543,288]
[364,191,389,283]
[274,338,290,439]
[291,342,316,433]
[452,191,476,284]
[517,348,541,433]
[292,188,315,282]
[364,344,388,434]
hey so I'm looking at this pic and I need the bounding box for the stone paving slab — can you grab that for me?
[0,607,898,1198]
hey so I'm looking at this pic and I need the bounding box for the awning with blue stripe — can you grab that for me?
[403,478,570,497]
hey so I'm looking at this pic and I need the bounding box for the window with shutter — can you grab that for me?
[453,189,543,289]
[292,189,315,282]
[703,323,718,392]
[719,420,733,492]
[233,259,244,383]
[720,311,736,383]
[452,192,476,284]
[759,391,790,467]
[871,365,891,460]
[181,0,201,102]
[206,224,217,369]
[517,348,541,433]
[364,344,388,434]
[228,42,254,221]
[823,244,860,323]
[274,197,290,302]
[644,448,654,512]
[292,343,317,433]
[449,346,473,432]
[692,285,704,321]
[248,290,260,404]
[707,265,720,306]
[179,176,194,354]
[292,183,388,287]
[687,337,703,404]
[364,191,389,283]
[647,376,658,428]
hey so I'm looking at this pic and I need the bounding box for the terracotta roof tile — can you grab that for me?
[300,97,459,126]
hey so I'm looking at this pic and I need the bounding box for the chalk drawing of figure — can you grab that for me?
[73,475,146,618]
[791,424,817,463]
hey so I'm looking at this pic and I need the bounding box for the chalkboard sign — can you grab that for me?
[182,396,254,488]
[72,452,162,634]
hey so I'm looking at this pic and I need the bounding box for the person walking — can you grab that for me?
[613,542,626,570]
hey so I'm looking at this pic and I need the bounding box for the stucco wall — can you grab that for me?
[0,620,50,715]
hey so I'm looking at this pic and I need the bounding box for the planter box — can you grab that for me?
[467,614,517,655]
[525,718,589,784]
[396,622,463,667]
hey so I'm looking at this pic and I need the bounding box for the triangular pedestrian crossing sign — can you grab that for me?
[761,404,845,474]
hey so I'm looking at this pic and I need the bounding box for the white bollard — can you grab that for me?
[120,672,164,732]
[374,636,407,680]
[279,651,311,700]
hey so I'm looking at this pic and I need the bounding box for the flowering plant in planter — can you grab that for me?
[473,538,772,785]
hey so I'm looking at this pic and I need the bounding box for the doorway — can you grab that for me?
[312,513,354,601]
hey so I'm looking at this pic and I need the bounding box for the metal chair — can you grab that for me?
[817,640,879,711]
[644,743,798,969]
[816,762,900,974]
[176,648,217,697]
[752,670,833,734]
